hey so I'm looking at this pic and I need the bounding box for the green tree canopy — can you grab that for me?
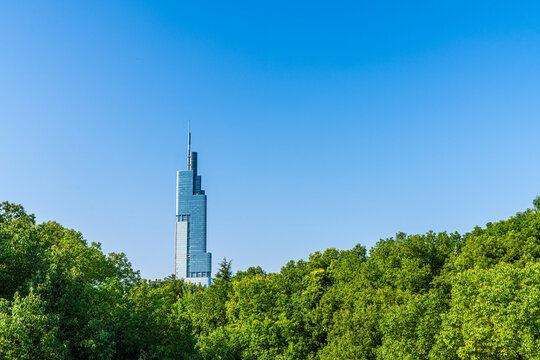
[1,198,539,359]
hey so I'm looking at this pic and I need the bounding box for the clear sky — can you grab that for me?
[1,1,540,279]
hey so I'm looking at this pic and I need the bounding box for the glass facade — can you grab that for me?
[175,149,212,287]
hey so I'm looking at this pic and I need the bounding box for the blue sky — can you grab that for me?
[1,1,539,279]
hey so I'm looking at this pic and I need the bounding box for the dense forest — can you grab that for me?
[1,199,539,360]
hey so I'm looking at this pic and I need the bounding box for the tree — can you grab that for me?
[432,263,540,360]
[0,202,42,299]
[533,196,540,211]
[0,292,66,360]
[215,258,233,282]
[232,266,266,282]
[2,197,540,360]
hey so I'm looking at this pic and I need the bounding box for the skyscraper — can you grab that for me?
[175,125,212,286]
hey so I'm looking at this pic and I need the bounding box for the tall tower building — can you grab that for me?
[175,124,212,286]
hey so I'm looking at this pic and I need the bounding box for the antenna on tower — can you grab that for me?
[187,120,191,170]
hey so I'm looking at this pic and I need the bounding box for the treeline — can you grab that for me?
[1,200,539,359]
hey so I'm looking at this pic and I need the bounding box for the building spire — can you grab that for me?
[187,120,191,170]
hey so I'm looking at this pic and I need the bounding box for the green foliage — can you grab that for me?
[377,289,447,360]
[0,291,65,359]
[452,208,540,271]
[0,203,195,360]
[1,197,540,359]
[232,266,266,282]
[533,196,540,211]
[113,279,196,360]
[433,263,540,359]
[215,257,233,282]
[0,202,42,299]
